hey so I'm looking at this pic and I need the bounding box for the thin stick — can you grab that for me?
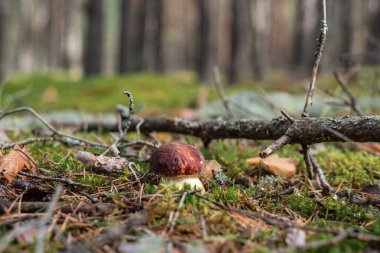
[302,0,328,117]
[0,107,106,148]
[18,171,89,187]
[302,145,314,179]
[1,137,55,150]
[333,71,362,116]
[127,162,141,186]
[310,155,334,192]
[168,191,188,234]
[213,66,234,118]
[35,185,63,253]
[200,214,208,239]
[259,135,292,158]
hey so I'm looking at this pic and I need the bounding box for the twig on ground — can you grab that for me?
[253,181,302,200]
[335,190,380,206]
[1,136,55,150]
[35,185,63,253]
[18,171,89,188]
[301,145,314,179]
[310,155,334,192]
[168,191,188,234]
[127,162,142,186]
[200,214,208,239]
[0,107,107,148]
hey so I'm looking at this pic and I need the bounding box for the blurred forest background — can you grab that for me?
[0,0,379,85]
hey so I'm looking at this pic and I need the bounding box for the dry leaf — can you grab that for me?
[77,151,127,173]
[230,212,269,232]
[0,147,37,183]
[359,143,380,153]
[201,159,222,180]
[246,154,297,178]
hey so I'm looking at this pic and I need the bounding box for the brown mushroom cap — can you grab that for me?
[149,142,205,177]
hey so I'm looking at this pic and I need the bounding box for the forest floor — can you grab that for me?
[0,70,379,252]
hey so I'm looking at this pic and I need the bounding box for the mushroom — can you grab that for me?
[149,142,205,191]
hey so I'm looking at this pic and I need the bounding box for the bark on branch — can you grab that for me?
[109,115,380,144]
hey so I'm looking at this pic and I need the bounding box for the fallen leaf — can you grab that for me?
[77,151,127,173]
[230,212,269,232]
[359,143,380,153]
[201,159,222,180]
[0,147,37,183]
[247,154,297,178]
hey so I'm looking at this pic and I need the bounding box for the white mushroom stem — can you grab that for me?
[162,175,205,192]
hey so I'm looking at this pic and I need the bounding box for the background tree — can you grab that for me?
[228,0,245,85]
[118,0,130,73]
[292,0,319,77]
[83,0,103,76]
[0,0,5,82]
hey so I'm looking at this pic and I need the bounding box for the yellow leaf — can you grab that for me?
[246,154,297,178]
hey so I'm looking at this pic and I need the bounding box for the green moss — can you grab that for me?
[316,146,380,187]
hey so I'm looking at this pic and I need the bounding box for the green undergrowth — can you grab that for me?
[3,136,378,252]
[1,72,201,114]
[2,66,378,116]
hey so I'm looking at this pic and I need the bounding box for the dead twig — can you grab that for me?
[333,71,362,116]
[302,0,327,117]
[213,66,233,118]
[253,181,302,200]
[35,185,63,253]
[168,191,188,234]
[1,136,55,150]
[18,171,89,188]
[0,107,107,148]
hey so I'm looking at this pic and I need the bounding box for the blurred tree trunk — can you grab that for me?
[269,0,288,69]
[251,0,270,81]
[143,0,163,72]
[0,0,4,82]
[228,0,245,85]
[196,0,215,82]
[292,0,318,77]
[118,0,130,73]
[83,0,103,76]
[49,0,70,70]
[366,0,380,52]
[127,0,145,71]
[323,0,352,69]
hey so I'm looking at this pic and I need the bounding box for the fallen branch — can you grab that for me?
[120,116,380,144]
